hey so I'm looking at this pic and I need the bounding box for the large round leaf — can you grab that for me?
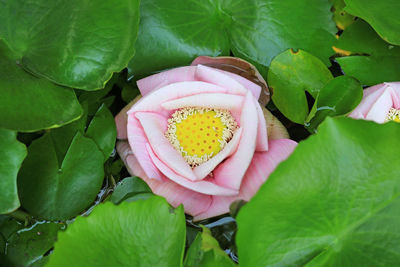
[47,197,186,266]
[237,117,400,266]
[128,0,230,76]
[18,132,104,220]
[344,0,400,45]
[267,49,333,124]
[0,0,140,90]
[0,43,82,132]
[0,129,26,214]
[128,0,336,77]
[335,20,400,85]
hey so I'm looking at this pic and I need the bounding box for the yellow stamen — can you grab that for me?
[165,107,238,167]
[386,108,400,122]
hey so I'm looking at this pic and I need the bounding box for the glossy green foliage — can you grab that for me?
[0,43,82,132]
[0,0,140,90]
[307,76,363,132]
[18,132,104,221]
[85,104,117,161]
[2,222,63,266]
[121,84,140,104]
[0,0,399,264]
[110,177,152,204]
[0,216,23,263]
[330,0,356,30]
[335,20,400,85]
[16,94,115,221]
[47,197,186,267]
[78,75,116,115]
[44,103,115,163]
[184,226,235,267]
[128,0,229,76]
[237,118,400,266]
[0,216,24,241]
[345,0,400,45]
[0,129,26,214]
[128,0,336,77]
[268,49,333,124]
[0,237,4,258]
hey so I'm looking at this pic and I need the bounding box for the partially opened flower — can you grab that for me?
[349,82,400,123]
[115,56,297,221]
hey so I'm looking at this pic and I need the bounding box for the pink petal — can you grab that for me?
[387,82,400,109]
[193,128,243,180]
[146,144,239,196]
[364,87,394,123]
[191,57,262,99]
[192,197,233,222]
[126,115,163,181]
[363,82,400,98]
[116,140,149,179]
[350,83,392,120]
[213,91,258,191]
[147,179,212,217]
[135,112,197,181]
[129,81,233,114]
[255,97,269,151]
[194,139,297,221]
[161,93,244,111]
[221,71,262,99]
[237,139,297,200]
[136,66,197,96]
[115,100,136,140]
[350,82,400,123]
[348,109,365,120]
[116,140,212,216]
[195,65,247,96]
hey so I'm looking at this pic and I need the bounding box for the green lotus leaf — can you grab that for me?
[335,20,400,86]
[128,0,336,77]
[0,0,140,90]
[344,0,400,45]
[237,118,400,266]
[47,197,186,266]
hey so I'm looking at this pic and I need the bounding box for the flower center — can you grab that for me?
[386,108,400,122]
[165,107,238,167]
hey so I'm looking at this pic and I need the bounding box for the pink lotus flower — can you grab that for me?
[115,56,297,221]
[349,82,400,123]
